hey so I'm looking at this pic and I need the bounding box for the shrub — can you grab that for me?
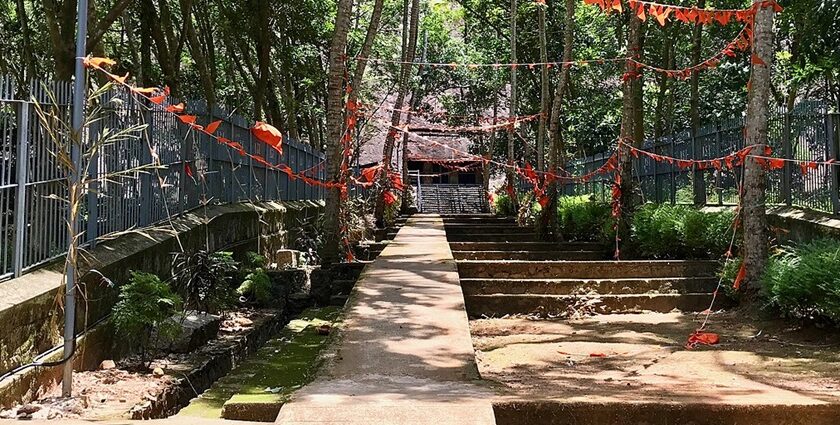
[244,251,268,269]
[112,272,182,365]
[683,209,737,258]
[630,204,735,259]
[237,268,273,305]
[493,193,517,216]
[764,239,840,323]
[557,195,613,241]
[171,250,238,313]
[632,204,691,258]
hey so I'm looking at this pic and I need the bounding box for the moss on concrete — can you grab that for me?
[176,307,341,420]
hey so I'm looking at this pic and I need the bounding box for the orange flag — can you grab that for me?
[166,103,186,113]
[177,115,197,124]
[251,121,283,154]
[205,120,222,135]
[84,57,116,68]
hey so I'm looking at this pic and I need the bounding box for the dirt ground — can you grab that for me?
[0,310,262,421]
[470,310,840,405]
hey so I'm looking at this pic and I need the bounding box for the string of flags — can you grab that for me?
[585,0,782,27]
[84,57,345,190]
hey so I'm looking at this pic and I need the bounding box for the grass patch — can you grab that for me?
[177,307,341,419]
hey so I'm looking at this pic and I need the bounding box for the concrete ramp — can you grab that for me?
[276,214,495,424]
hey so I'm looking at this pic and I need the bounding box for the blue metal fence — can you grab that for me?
[563,101,840,215]
[0,76,325,282]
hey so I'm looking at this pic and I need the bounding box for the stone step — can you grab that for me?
[447,233,542,242]
[460,277,721,296]
[464,293,728,316]
[444,224,531,235]
[443,215,514,222]
[449,241,604,252]
[453,250,609,261]
[493,399,840,425]
[457,260,720,279]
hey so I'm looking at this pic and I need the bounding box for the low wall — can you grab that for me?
[0,200,323,407]
[766,206,840,243]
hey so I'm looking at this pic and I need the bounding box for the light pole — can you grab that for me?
[63,0,88,397]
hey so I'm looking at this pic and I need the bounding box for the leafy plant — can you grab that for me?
[683,209,737,258]
[492,193,517,216]
[111,272,182,366]
[629,204,735,259]
[244,251,268,269]
[237,268,273,305]
[763,239,840,323]
[557,195,613,241]
[293,214,323,265]
[171,250,238,313]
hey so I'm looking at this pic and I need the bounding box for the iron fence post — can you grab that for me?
[653,140,661,203]
[86,119,100,246]
[139,109,153,226]
[715,123,723,205]
[670,137,676,204]
[12,102,30,277]
[782,110,793,206]
[691,129,706,205]
[248,129,254,201]
[829,113,840,215]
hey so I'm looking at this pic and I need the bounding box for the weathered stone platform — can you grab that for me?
[276,215,495,424]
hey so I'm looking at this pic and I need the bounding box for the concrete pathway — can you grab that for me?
[276,215,495,424]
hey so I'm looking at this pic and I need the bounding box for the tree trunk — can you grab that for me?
[537,2,548,172]
[16,0,37,79]
[506,0,519,212]
[253,0,271,121]
[653,29,674,140]
[741,1,776,293]
[539,0,575,239]
[617,11,644,250]
[321,0,354,265]
[484,91,500,211]
[374,0,420,227]
[689,0,705,131]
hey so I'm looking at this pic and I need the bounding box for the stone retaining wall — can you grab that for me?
[0,201,323,407]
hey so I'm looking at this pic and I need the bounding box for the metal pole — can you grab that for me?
[64,0,88,397]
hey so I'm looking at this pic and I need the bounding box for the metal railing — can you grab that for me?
[0,76,325,282]
[563,101,840,214]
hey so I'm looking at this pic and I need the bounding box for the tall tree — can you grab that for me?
[540,0,575,239]
[374,0,420,227]
[43,0,133,79]
[617,7,644,248]
[506,0,519,212]
[536,0,548,172]
[741,1,776,293]
[321,0,355,265]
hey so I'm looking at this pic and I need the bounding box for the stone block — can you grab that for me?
[158,312,221,354]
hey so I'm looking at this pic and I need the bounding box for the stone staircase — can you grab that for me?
[417,184,489,214]
[445,215,726,317]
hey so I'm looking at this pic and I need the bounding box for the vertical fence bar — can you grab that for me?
[715,123,723,205]
[691,129,706,205]
[86,119,100,246]
[248,130,254,201]
[782,110,792,206]
[12,102,30,277]
[669,137,676,204]
[829,113,840,215]
[139,109,153,226]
